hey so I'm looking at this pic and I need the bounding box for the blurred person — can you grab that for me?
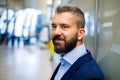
[50,5,104,80]
[0,9,14,44]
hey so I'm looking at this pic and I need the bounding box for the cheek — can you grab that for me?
[65,33,73,41]
[51,31,55,37]
[66,32,78,40]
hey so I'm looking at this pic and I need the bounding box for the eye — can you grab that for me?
[61,24,70,30]
[52,24,56,29]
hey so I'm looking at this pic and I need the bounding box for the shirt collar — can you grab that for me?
[61,43,87,65]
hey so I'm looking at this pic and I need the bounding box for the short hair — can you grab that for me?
[55,5,85,28]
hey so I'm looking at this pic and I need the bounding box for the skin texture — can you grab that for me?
[52,12,85,55]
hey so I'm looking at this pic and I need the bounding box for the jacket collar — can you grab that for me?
[61,50,92,80]
[50,63,61,80]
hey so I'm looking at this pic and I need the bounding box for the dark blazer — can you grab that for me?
[50,50,104,80]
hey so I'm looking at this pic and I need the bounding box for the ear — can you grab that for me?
[78,28,85,40]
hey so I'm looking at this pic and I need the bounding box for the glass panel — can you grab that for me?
[97,0,120,80]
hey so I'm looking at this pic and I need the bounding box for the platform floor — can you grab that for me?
[0,44,53,80]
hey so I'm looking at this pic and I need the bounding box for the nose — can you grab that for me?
[54,27,62,35]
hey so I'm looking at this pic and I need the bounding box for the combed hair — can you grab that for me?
[55,5,85,28]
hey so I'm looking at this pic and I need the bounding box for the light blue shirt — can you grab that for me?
[54,43,87,80]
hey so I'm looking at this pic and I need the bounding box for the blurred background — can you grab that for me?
[0,0,120,80]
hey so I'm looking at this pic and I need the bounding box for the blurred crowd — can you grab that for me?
[0,8,46,46]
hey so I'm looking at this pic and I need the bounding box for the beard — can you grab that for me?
[52,33,78,54]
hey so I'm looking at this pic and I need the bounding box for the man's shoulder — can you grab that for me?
[73,49,104,80]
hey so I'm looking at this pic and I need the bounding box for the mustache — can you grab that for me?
[53,35,65,41]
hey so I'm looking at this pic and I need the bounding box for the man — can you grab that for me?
[50,5,104,80]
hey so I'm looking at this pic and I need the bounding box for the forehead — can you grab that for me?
[52,12,76,24]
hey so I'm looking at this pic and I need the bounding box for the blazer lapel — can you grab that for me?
[50,63,61,80]
[61,51,92,80]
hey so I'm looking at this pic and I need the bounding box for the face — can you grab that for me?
[52,12,84,54]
